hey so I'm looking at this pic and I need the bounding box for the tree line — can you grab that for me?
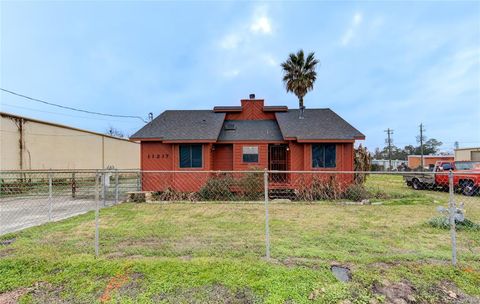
[373,138,444,160]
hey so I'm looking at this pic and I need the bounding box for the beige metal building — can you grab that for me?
[455,147,480,161]
[0,112,140,170]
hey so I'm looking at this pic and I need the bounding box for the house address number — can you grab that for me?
[147,153,169,159]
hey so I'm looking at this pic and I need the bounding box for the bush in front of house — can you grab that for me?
[343,183,370,202]
[239,171,263,201]
[198,174,235,201]
[296,176,344,201]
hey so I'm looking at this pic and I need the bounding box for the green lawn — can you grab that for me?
[1,175,479,303]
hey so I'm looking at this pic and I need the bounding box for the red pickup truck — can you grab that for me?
[404,161,480,196]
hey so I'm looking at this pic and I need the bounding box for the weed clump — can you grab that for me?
[343,183,370,202]
[427,216,480,231]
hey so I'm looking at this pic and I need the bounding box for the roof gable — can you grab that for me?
[130,110,225,141]
[275,109,364,141]
[217,120,284,142]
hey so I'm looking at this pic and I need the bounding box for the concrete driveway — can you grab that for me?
[0,195,116,235]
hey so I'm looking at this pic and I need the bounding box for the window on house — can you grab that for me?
[242,146,259,163]
[312,144,336,168]
[179,144,202,168]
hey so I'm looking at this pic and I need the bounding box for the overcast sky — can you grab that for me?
[1,1,479,151]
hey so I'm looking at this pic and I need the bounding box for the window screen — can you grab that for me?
[242,146,259,163]
[179,144,203,168]
[312,144,336,168]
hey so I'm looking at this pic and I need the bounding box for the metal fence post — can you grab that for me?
[71,172,76,198]
[94,171,99,202]
[48,173,53,221]
[136,172,141,191]
[264,169,271,259]
[448,170,457,266]
[95,172,100,258]
[115,170,119,204]
[102,172,107,207]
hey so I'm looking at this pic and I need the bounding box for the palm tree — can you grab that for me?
[281,50,319,118]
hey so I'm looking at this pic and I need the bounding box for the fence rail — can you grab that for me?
[0,170,478,266]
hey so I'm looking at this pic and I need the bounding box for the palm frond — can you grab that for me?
[280,49,319,108]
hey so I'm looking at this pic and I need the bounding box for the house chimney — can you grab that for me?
[299,106,305,119]
[249,93,255,99]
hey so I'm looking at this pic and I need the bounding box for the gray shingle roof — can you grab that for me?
[275,109,364,140]
[131,108,364,142]
[130,110,225,141]
[217,120,284,141]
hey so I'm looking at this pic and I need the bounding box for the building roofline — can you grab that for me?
[0,111,138,143]
[213,106,242,112]
[263,106,288,112]
[454,147,480,151]
[407,155,454,158]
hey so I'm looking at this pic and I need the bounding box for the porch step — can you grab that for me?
[269,188,296,200]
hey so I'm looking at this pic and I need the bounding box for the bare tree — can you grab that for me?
[106,126,126,138]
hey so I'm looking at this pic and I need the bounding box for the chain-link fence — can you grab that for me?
[0,170,140,235]
[0,170,478,266]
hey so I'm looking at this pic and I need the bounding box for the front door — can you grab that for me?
[212,144,233,171]
[269,144,288,183]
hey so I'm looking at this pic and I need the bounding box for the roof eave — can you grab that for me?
[296,139,356,143]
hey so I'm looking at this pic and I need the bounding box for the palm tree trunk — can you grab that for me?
[298,96,305,119]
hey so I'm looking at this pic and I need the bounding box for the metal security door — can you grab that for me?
[269,145,287,183]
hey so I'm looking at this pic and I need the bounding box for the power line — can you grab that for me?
[1,103,137,124]
[1,88,148,123]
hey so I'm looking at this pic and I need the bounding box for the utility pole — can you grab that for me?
[419,123,426,171]
[384,128,394,171]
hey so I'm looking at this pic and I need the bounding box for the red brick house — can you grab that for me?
[131,95,365,192]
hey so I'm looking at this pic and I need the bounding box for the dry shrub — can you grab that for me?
[198,174,234,201]
[152,188,198,202]
[354,144,371,184]
[296,175,343,201]
[239,171,263,201]
[343,183,370,202]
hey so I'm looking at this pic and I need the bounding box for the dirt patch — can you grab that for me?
[429,281,480,304]
[105,251,126,259]
[23,282,84,304]
[373,280,417,303]
[0,238,16,246]
[152,284,260,304]
[99,273,129,303]
[276,257,326,269]
[115,238,165,250]
[116,273,144,299]
[0,287,31,304]
[373,280,480,304]
[0,248,15,258]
